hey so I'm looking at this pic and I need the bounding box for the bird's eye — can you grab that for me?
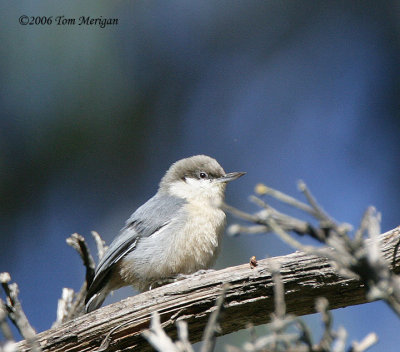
[199,172,208,179]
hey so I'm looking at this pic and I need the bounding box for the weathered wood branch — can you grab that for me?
[17,226,400,352]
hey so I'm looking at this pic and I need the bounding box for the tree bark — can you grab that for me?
[17,226,400,352]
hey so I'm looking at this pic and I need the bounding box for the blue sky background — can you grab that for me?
[1,1,400,350]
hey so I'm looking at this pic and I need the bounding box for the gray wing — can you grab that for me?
[85,193,186,303]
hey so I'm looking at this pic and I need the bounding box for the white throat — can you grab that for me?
[168,178,225,208]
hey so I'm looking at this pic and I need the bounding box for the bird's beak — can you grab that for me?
[217,172,246,183]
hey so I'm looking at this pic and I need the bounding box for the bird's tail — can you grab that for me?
[85,288,109,313]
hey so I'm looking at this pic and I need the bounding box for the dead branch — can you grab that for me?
[227,182,400,317]
[0,298,14,342]
[141,285,228,352]
[140,260,378,352]
[15,226,400,352]
[225,268,377,352]
[53,232,107,327]
[0,273,40,352]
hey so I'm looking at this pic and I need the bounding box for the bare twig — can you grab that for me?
[200,285,229,352]
[297,180,337,228]
[176,321,195,352]
[315,297,334,351]
[223,202,264,225]
[295,318,314,350]
[53,232,108,326]
[333,327,347,352]
[142,312,181,351]
[53,288,74,327]
[142,285,229,352]
[255,183,316,216]
[226,266,376,352]
[0,273,40,352]
[228,181,400,319]
[225,201,314,239]
[66,233,96,287]
[270,264,285,320]
[349,333,378,352]
[91,231,108,260]
[53,235,94,326]
[0,298,14,341]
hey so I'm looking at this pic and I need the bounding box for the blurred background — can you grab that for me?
[1,1,400,350]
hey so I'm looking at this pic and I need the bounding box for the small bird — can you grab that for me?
[85,155,245,312]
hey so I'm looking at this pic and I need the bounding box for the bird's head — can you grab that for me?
[159,155,245,205]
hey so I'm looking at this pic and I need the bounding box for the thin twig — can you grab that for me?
[66,233,96,286]
[225,180,392,351]
[54,233,98,324]
[91,231,108,260]
[255,183,317,216]
[295,318,314,350]
[250,195,324,241]
[270,264,285,320]
[353,208,372,246]
[200,284,229,352]
[222,202,263,224]
[297,180,335,226]
[0,298,14,341]
[315,297,334,350]
[142,312,180,351]
[0,273,41,352]
[228,180,400,320]
[333,326,347,352]
[176,321,195,352]
[349,332,378,352]
[53,288,74,327]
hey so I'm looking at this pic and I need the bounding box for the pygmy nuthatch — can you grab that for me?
[85,155,245,312]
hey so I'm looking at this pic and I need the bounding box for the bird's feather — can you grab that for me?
[85,193,186,305]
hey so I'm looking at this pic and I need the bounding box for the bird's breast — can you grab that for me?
[169,202,226,272]
[121,201,226,290]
